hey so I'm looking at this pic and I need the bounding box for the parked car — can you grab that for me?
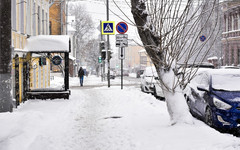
[185,69,240,134]
[106,71,116,79]
[220,66,240,69]
[123,69,129,76]
[140,66,164,99]
[109,70,116,79]
[136,69,144,78]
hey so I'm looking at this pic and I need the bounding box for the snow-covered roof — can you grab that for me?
[67,16,76,32]
[13,48,28,57]
[24,35,70,52]
[69,55,76,60]
[207,56,218,60]
[138,49,146,53]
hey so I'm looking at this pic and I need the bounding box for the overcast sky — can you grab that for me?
[69,0,141,51]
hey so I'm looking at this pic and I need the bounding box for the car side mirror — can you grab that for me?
[197,85,209,92]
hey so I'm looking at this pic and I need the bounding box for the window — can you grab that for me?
[42,10,44,34]
[228,14,232,31]
[38,6,41,35]
[26,0,31,35]
[32,2,36,35]
[20,0,24,34]
[238,49,240,65]
[49,0,54,4]
[234,14,238,30]
[46,13,48,35]
[232,49,234,65]
[49,21,52,35]
[11,0,16,31]
[225,49,229,65]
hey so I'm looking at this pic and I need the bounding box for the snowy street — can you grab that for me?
[0,75,240,150]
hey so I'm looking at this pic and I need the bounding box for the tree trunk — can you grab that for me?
[160,69,193,124]
[0,1,13,112]
[131,0,193,124]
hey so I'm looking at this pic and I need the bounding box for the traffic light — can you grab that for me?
[100,41,105,50]
[101,51,106,60]
[100,41,106,60]
[98,56,102,63]
[108,51,113,60]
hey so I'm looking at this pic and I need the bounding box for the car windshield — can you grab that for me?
[212,74,240,91]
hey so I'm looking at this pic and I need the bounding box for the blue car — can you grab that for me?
[185,69,240,134]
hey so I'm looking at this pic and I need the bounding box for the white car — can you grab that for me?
[140,66,164,99]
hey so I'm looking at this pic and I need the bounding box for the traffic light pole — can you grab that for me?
[106,0,110,87]
[121,47,123,89]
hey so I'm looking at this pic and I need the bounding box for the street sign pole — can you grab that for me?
[115,22,128,90]
[121,46,124,89]
[106,0,110,88]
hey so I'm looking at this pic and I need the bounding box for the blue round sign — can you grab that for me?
[200,35,206,42]
[116,22,128,34]
[52,55,62,65]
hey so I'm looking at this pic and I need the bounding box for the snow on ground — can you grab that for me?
[0,75,240,150]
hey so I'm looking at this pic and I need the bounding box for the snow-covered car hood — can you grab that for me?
[145,76,157,84]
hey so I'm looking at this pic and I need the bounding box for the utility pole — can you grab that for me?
[106,0,110,87]
[0,1,13,112]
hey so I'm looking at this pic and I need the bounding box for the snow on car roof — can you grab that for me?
[199,69,240,75]
[24,35,70,52]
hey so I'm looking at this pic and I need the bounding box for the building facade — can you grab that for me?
[222,1,240,66]
[49,0,67,35]
[124,45,153,72]
[12,0,49,50]
[49,0,67,72]
[11,0,50,105]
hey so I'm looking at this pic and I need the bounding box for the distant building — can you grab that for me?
[67,15,77,77]
[49,0,67,35]
[222,1,240,66]
[124,45,152,72]
[49,0,67,72]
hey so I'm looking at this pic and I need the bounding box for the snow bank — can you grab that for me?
[0,76,239,150]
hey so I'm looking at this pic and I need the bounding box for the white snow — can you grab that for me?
[207,56,218,60]
[24,35,70,52]
[0,75,240,150]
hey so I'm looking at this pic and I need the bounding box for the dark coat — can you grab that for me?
[78,68,85,77]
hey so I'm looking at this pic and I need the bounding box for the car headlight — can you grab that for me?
[213,97,232,110]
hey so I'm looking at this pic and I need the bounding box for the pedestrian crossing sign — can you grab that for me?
[101,21,115,35]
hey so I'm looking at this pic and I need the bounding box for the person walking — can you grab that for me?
[78,67,85,86]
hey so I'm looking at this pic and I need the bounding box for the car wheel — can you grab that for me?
[153,86,157,97]
[141,85,144,92]
[205,107,213,127]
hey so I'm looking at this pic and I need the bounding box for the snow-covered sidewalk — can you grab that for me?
[0,75,240,150]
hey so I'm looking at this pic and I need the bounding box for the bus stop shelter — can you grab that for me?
[24,35,71,99]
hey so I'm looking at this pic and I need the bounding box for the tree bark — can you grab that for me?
[0,1,13,112]
[131,0,193,124]
[131,0,163,70]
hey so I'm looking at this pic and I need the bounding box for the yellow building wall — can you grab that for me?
[29,57,50,90]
